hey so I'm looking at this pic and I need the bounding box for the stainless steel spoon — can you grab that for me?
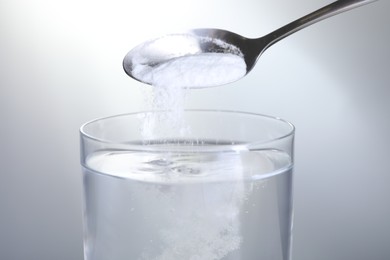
[123,0,376,86]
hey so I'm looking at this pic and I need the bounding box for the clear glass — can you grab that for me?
[80,110,295,260]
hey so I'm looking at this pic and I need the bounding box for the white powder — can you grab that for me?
[133,53,246,88]
[128,34,247,89]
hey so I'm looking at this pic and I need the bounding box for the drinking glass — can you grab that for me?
[80,110,295,260]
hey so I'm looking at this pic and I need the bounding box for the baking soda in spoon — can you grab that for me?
[133,52,247,88]
[127,34,247,88]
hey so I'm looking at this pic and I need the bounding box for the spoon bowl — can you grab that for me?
[123,0,377,87]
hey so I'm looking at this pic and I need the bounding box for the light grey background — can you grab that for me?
[1,0,389,259]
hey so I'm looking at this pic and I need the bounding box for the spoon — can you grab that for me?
[123,0,377,87]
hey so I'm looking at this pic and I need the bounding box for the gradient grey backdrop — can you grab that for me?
[1,0,389,259]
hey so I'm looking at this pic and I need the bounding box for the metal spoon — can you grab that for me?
[123,0,376,86]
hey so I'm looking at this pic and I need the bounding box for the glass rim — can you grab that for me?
[80,109,295,151]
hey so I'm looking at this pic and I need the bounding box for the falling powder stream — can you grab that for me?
[133,37,249,259]
[137,51,246,140]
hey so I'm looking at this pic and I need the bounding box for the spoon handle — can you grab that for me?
[261,0,377,49]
